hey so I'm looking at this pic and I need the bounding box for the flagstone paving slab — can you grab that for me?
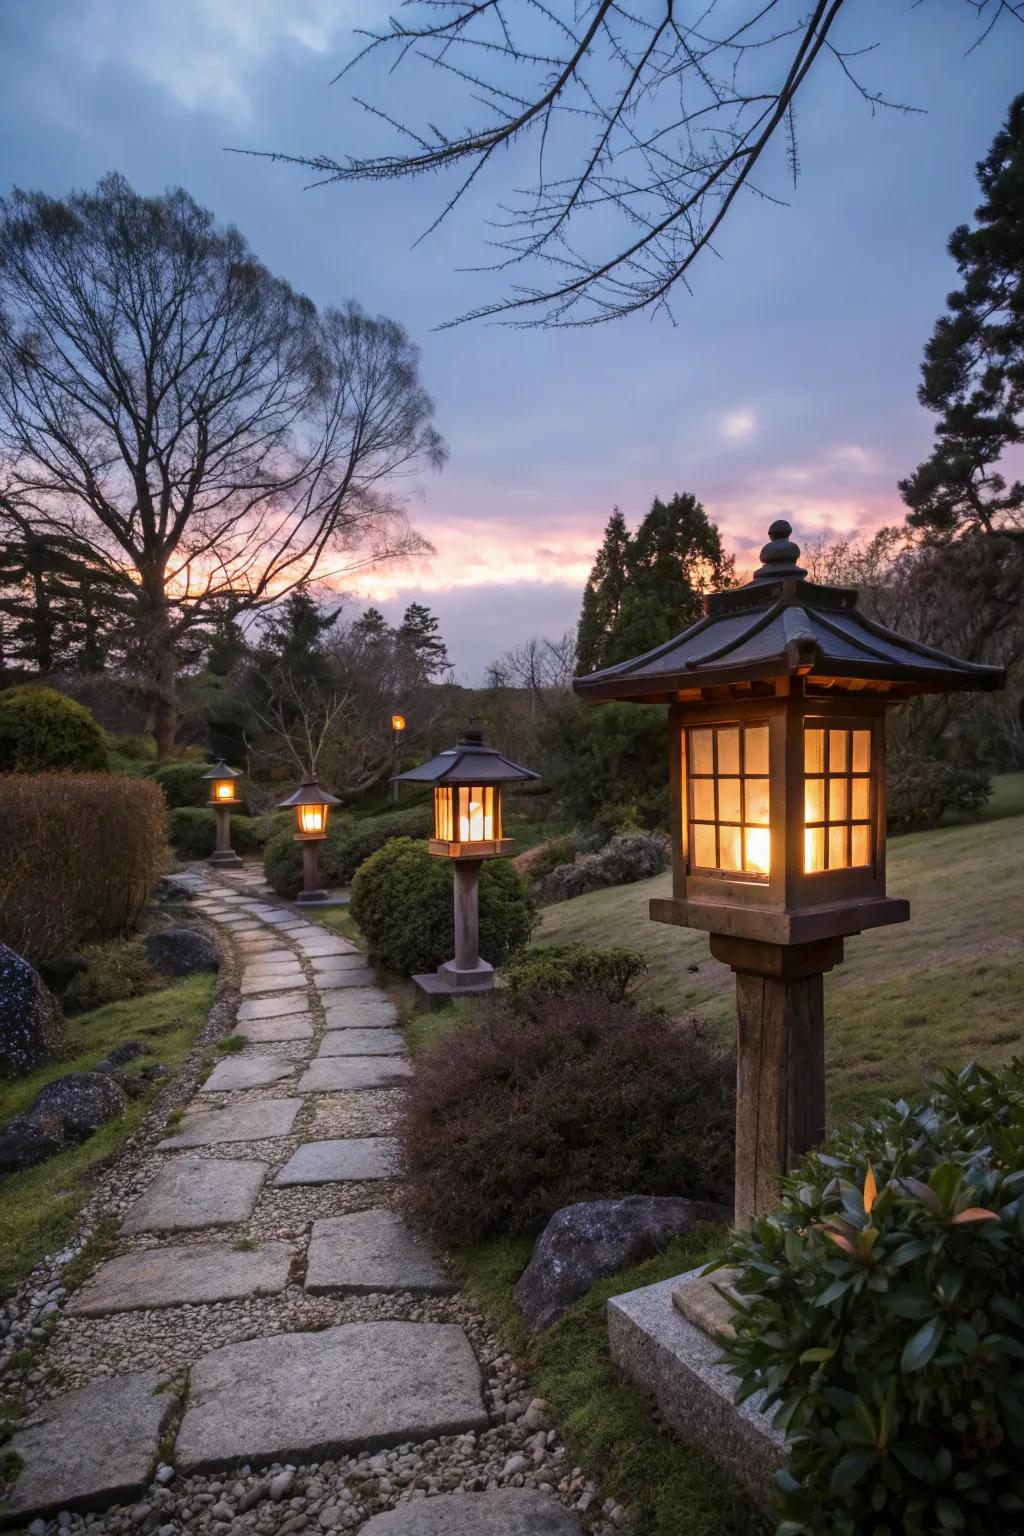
[359,1491,584,1535]
[121,1158,267,1233]
[157,1098,303,1149]
[66,1241,293,1316]
[201,1055,295,1092]
[305,1209,453,1296]
[240,972,307,995]
[317,1028,405,1057]
[273,1137,399,1185]
[297,1056,411,1093]
[311,953,370,973]
[323,991,399,1029]
[0,1369,176,1523]
[295,938,359,956]
[316,969,379,993]
[174,1322,488,1472]
[238,993,309,1021]
[237,1014,315,1044]
[261,910,304,925]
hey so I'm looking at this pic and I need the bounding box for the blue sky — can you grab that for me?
[0,1,1021,678]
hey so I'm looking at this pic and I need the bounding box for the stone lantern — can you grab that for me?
[277,777,342,904]
[574,520,1004,1223]
[202,760,243,868]
[394,726,539,1008]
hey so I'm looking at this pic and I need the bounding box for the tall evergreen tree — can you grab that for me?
[576,509,630,674]
[901,95,1024,546]
[610,493,732,665]
[397,601,450,679]
[349,607,392,647]
[262,587,340,680]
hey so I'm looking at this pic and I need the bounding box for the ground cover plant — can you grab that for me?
[502,942,646,1005]
[403,987,734,1243]
[0,973,214,1289]
[719,1059,1024,1535]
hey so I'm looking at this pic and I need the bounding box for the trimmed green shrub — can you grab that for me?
[502,943,647,1005]
[168,807,260,858]
[403,989,734,1243]
[153,760,215,809]
[261,803,432,897]
[0,686,108,773]
[719,1060,1024,1536]
[0,774,167,964]
[339,803,433,875]
[887,754,991,833]
[262,823,352,898]
[350,838,536,976]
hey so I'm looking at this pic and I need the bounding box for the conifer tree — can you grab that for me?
[611,493,732,664]
[576,509,630,674]
[397,601,450,679]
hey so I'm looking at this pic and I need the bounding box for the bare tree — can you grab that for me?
[0,174,445,752]
[485,632,577,708]
[257,0,1022,326]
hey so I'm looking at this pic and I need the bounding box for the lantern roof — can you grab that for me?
[201,759,243,781]
[573,520,1006,704]
[276,777,342,809]
[394,726,540,787]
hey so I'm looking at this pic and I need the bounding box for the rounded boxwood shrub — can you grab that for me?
[719,1060,1024,1535]
[262,822,351,898]
[403,988,734,1242]
[0,686,108,773]
[350,837,536,976]
[168,807,259,858]
[502,943,647,1005]
[261,804,431,897]
[153,760,216,809]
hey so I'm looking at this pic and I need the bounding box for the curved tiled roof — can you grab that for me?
[395,727,540,786]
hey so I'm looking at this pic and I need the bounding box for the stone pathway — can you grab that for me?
[0,868,609,1535]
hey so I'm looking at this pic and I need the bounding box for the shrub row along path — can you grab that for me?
[0,869,606,1536]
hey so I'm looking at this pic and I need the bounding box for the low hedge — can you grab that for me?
[153,760,217,809]
[262,803,433,897]
[502,943,647,1005]
[403,988,734,1243]
[350,837,536,977]
[719,1059,1024,1535]
[168,807,261,859]
[887,755,991,833]
[0,686,108,773]
[0,773,167,964]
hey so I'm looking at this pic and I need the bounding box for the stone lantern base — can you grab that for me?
[207,849,243,868]
[412,958,495,1012]
[607,1265,785,1510]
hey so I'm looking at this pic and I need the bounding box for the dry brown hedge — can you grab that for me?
[0,773,168,964]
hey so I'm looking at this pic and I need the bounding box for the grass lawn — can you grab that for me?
[0,974,215,1292]
[536,772,1024,1125]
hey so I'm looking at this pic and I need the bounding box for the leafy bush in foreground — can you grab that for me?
[403,989,734,1243]
[502,942,647,1006]
[153,760,215,809]
[0,686,108,773]
[886,755,990,834]
[351,837,536,976]
[719,1060,1024,1536]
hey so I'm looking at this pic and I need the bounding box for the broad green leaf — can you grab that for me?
[902,1316,945,1373]
[829,1450,878,1494]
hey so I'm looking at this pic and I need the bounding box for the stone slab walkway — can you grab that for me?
[0,865,592,1536]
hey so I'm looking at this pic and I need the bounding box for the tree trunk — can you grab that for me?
[142,579,179,758]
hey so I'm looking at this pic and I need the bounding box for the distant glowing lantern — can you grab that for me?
[393,726,539,1004]
[276,778,342,903]
[391,713,407,733]
[201,760,244,867]
[574,519,1004,1223]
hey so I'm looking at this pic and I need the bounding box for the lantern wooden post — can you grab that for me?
[575,520,1005,1226]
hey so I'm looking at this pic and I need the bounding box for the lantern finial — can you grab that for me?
[752,518,807,582]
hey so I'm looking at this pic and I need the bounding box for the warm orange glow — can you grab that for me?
[743,827,771,876]
[687,722,771,878]
[459,797,493,841]
[863,1165,878,1214]
[804,725,872,873]
[298,803,326,836]
[213,780,236,803]
[391,714,406,732]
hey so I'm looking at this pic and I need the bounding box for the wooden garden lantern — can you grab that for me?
[394,726,539,1007]
[202,760,243,868]
[276,778,341,904]
[574,519,1004,1224]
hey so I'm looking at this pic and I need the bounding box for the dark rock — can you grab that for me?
[515,1195,730,1332]
[0,1071,128,1175]
[146,927,218,977]
[96,1041,145,1074]
[37,955,88,995]
[0,944,63,1080]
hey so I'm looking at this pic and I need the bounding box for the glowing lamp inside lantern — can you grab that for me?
[392,714,406,733]
[213,779,236,803]
[298,803,327,837]
[686,723,772,879]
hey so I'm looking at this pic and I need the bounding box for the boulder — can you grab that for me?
[0,1071,128,1175]
[0,943,63,1079]
[146,926,218,976]
[515,1194,730,1332]
[95,1041,145,1074]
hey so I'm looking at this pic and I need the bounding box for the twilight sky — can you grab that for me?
[0,1,1021,679]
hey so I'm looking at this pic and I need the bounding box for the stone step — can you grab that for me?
[323,992,398,1029]
[297,1057,411,1093]
[201,1056,296,1092]
[237,1014,315,1044]
[66,1240,293,1317]
[316,969,379,993]
[358,1490,584,1534]
[174,1322,488,1473]
[274,1137,399,1186]
[238,993,309,1022]
[158,1097,302,1149]
[305,1209,454,1296]
[0,1370,177,1526]
[317,1029,405,1057]
[122,1157,267,1234]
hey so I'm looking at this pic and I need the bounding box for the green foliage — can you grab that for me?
[543,698,669,826]
[0,685,108,773]
[887,755,991,834]
[403,986,733,1243]
[168,807,259,858]
[153,761,214,809]
[501,942,646,1005]
[576,508,631,675]
[520,833,579,881]
[350,837,536,977]
[397,600,450,678]
[262,823,350,898]
[719,1060,1024,1535]
[262,803,433,897]
[61,937,158,1013]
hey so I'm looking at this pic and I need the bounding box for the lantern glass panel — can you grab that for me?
[434,786,454,841]
[804,723,873,872]
[686,721,772,879]
[298,803,326,836]
[457,785,498,842]
[213,780,235,802]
